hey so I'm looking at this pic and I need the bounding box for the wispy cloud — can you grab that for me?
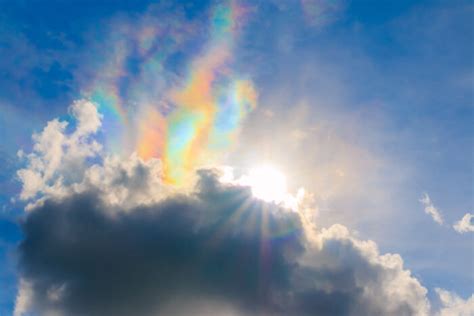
[420,193,443,225]
[300,0,345,28]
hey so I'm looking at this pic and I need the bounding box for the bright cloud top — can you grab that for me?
[17,100,102,204]
[16,100,174,211]
[16,100,306,213]
[220,165,312,213]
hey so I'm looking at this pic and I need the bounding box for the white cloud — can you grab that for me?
[302,224,431,315]
[435,288,474,316]
[420,193,443,225]
[453,213,474,234]
[15,100,194,212]
[17,100,102,208]
[14,279,33,316]
[69,98,102,137]
[78,153,171,210]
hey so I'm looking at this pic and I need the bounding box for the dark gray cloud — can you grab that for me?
[17,169,429,316]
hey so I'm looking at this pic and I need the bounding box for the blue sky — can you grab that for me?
[0,1,472,315]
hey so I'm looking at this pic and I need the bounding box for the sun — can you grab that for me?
[244,166,287,203]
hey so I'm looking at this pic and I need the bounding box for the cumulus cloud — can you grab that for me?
[16,168,431,316]
[18,99,470,316]
[16,100,173,211]
[17,100,102,208]
[435,288,474,316]
[453,213,474,234]
[419,193,443,225]
[78,153,171,209]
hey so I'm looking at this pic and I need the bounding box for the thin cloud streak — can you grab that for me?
[420,193,443,225]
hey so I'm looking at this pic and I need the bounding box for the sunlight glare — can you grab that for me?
[245,166,287,203]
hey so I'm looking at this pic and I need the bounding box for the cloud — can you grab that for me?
[15,165,431,315]
[16,100,102,207]
[418,194,472,233]
[16,100,173,212]
[435,288,474,316]
[13,279,33,316]
[419,193,443,225]
[79,153,171,209]
[20,98,474,316]
[453,213,474,234]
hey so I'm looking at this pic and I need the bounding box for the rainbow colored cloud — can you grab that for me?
[84,1,257,185]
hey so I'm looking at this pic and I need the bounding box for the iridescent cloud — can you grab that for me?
[84,1,256,185]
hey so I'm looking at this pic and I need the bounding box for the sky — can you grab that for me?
[0,0,473,315]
